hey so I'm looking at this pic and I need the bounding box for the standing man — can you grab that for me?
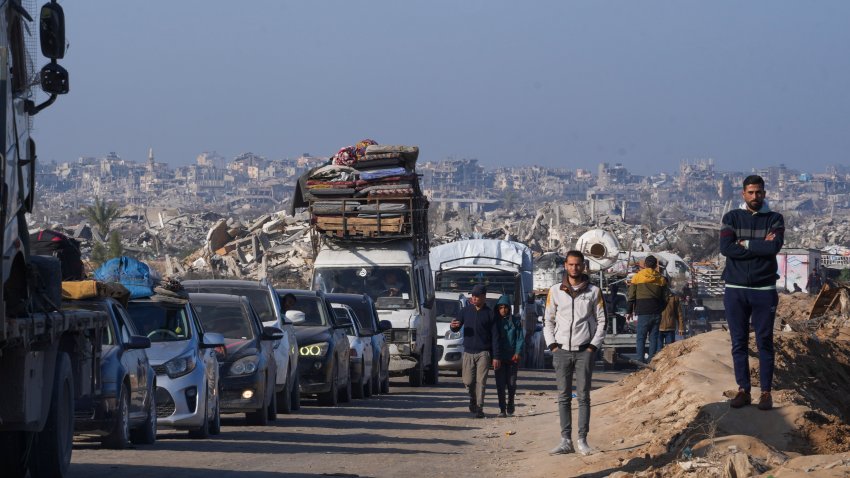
[544,250,606,456]
[720,174,784,411]
[627,255,668,363]
[450,284,501,418]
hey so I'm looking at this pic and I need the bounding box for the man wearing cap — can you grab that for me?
[450,284,501,418]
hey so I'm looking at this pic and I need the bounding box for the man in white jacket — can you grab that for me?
[544,250,606,456]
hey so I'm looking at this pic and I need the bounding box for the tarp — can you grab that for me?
[93,256,161,299]
[429,239,533,295]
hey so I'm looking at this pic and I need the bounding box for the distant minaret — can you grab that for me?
[147,147,155,173]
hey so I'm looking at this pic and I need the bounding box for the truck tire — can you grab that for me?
[0,431,29,478]
[408,356,424,387]
[102,383,131,449]
[424,341,439,385]
[29,352,74,478]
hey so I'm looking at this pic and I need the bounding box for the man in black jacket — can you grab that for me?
[450,284,501,418]
[720,174,784,411]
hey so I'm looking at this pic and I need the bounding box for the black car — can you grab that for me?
[276,289,351,406]
[65,298,156,449]
[325,293,392,395]
[190,293,283,425]
[183,279,300,414]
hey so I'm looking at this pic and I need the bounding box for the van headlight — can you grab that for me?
[229,356,260,376]
[300,342,329,357]
[164,355,196,379]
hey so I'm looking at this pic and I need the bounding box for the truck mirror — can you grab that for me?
[40,62,69,95]
[40,2,66,59]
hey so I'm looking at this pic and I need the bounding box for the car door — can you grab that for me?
[189,303,219,416]
[265,286,292,388]
[324,297,349,386]
[369,302,389,379]
[112,302,146,416]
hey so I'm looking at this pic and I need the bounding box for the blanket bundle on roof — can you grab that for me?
[332,138,378,166]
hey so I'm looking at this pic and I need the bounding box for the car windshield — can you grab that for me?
[126,302,192,342]
[285,296,329,327]
[193,303,254,342]
[435,298,460,323]
[187,285,276,324]
[312,266,415,310]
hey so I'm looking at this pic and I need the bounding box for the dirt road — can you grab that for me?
[70,369,627,478]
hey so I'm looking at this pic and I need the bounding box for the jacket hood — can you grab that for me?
[739,199,771,214]
[632,268,667,286]
[496,294,512,306]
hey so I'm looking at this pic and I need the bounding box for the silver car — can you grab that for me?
[125,298,224,438]
[435,292,466,375]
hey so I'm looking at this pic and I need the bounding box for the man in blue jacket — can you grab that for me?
[450,284,501,418]
[720,174,784,411]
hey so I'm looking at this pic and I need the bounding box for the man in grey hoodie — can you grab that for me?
[544,250,607,456]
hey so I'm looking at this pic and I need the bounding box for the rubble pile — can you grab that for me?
[169,210,314,288]
[786,216,850,250]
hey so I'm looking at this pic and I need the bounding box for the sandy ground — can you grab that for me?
[481,326,850,477]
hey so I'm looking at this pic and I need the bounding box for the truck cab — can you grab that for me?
[311,241,438,386]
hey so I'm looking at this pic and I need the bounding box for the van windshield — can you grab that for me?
[313,267,415,310]
[436,270,518,297]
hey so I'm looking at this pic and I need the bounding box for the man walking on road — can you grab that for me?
[720,174,784,411]
[627,255,668,362]
[450,284,501,418]
[544,251,606,456]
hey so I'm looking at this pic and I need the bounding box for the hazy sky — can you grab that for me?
[34,1,850,174]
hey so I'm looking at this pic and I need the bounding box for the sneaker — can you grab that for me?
[497,410,507,418]
[758,392,773,410]
[576,438,594,456]
[549,438,574,455]
[474,408,485,419]
[507,402,515,416]
[730,389,752,408]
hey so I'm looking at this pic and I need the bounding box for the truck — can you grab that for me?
[294,143,439,387]
[428,239,546,368]
[0,3,108,477]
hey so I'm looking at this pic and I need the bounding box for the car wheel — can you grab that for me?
[130,386,157,445]
[266,384,277,422]
[338,366,352,403]
[290,372,301,411]
[277,372,293,414]
[209,394,221,435]
[352,360,365,399]
[371,362,381,395]
[456,369,463,377]
[0,431,28,478]
[246,377,270,426]
[28,353,73,478]
[188,385,211,439]
[102,383,131,449]
[363,365,373,398]
[317,366,338,406]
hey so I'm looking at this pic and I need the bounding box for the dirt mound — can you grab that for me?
[501,328,850,477]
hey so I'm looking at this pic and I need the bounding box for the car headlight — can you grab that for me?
[229,356,260,376]
[164,355,196,379]
[299,342,329,357]
[446,329,462,340]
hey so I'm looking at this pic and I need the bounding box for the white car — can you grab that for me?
[332,304,375,399]
[435,292,466,375]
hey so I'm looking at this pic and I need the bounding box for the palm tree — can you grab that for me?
[82,197,122,235]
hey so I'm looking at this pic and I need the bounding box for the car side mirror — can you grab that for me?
[262,326,285,341]
[201,332,225,348]
[125,335,151,350]
[378,320,392,332]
